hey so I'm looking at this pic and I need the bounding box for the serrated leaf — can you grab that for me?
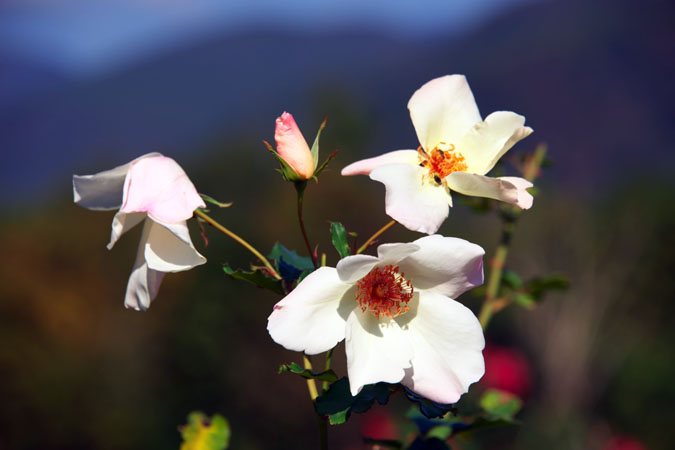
[223,264,284,295]
[314,377,392,425]
[330,222,350,258]
[479,389,522,420]
[200,194,233,209]
[310,117,327,169]
[278,362,339,382]
[179,412,230,450]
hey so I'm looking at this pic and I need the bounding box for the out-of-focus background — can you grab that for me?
[1,0,674,448]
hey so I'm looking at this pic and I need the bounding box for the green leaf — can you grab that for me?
[315,377,392,425]
[330,222,350,258]
[310,117,327,169]
[278,362,339,382]
[179,411,230,450]
[479,389,522,420]
[501,270,523,289]
[200,194,233,209]
[222,264,284,295]
[525,274,570,300]
[514,293,536,309]
[426,424,453,441]
[268,242,315,271]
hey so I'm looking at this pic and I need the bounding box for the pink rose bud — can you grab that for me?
[274,112,314,179]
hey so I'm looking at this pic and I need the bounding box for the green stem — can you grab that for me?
[296,182,318,268]
[357,220,397,254]
[194,209,281,280]
[477,144,547,329]
[322,349,333,393]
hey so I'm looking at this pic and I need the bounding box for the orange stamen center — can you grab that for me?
[418,143,467,184]
[355,265,414,319]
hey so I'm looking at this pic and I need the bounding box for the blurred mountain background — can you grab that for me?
[1,0,674,448]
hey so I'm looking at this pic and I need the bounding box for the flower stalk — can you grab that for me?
[478,144,547,329]
[194,209,281,280]
[356,220,397,254]
[296,182,318,268]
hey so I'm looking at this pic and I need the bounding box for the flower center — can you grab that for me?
[418,144,467,185]
[355,265,414,319]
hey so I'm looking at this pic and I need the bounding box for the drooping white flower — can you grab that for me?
[342,75,534,234]
[267,235,486,404]
[73,153,206,310]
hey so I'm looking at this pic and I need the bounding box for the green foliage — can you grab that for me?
[199,194,233,209]
[179,412,230,450]
[278,362,338,382]
[330,222,351,258]
[222,264,284,295]
[310,117,327,169]
[314,377,392,425]
[268,242,315,272]
[479,389,522,420]
[312,149,339,180]
[501,270,569,310]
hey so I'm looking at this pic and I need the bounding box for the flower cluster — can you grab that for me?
[73,74,534,416]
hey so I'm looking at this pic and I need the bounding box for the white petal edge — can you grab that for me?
[376,242,420,265]
[124,220,165,311]
[107,211,145,250]
[72,152,161,210]
[408,75,482,152]
[336,254,380,283]
[143,219,206,272]
[370,164,451,235]
[458,111,532,175]
[341,150,418,176]
[446,172,533,209]
[398,235,484,298]
[345,308,413,396]
[267,267,355,355]
[401,290,485,404]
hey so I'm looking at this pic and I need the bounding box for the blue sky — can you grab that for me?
[0,0,533,77]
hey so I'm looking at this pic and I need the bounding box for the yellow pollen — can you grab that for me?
[418,144,467,184]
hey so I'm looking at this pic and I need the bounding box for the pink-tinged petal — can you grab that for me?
[107,211,145,250]
[498,177,534,209]
[408,75,482,152]
[345,308,413,396]
[123,220,166,311]
[458,111,532,175]
[336,254,380,283]
[401,290,485,404]
[73,152,161,210]
[341,150,418,176]
[275,112,314,179]
[446,172,532,209]
[143,219,206,272]
[398,235,484,298]
[268,267,355,355]
[121,155,205,223]
[370,164,451,235]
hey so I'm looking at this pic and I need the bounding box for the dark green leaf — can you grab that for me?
[479,389,522,420]
[179,411,230,450]
[330,222,351,258]
[222,264,284,295]
[525,274,570,301]
[268,242,315,271]
[315,377,392,425]
[514,293,536,309]
[278,362,338,382]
